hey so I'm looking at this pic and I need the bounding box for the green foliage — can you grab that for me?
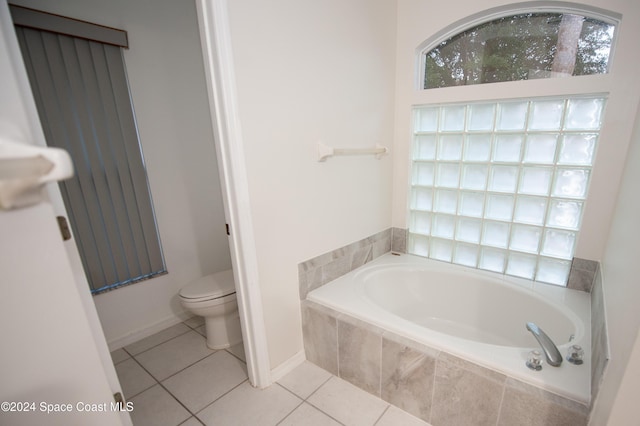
[424,13,613,89]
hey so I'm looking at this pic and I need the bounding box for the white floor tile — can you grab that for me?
[162,351,247,412]
[135,331,214,380]
[196,381,301,426]
[308,376,388,426]
[226,342,246,362]
[279,402,342,426]
[114,358,156,399]
[375,406,432,426]
[129,384,191,426]
[277,361,332,399]
[179,417,204,426]
[184,316,205,329]
[195,325,206,338]
[111,348,131,365]
[125,323,191,355]
[117,322,432,426]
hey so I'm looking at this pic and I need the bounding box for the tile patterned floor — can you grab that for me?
[111,317,432,426]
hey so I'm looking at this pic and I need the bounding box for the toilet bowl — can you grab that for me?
[179,269,242,350]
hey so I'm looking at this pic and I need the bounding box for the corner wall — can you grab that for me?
[226,0,397,368]
[588,100,640,424]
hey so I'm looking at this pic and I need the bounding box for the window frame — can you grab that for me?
[415,2,621,91]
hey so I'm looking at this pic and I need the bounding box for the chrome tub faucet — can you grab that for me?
[526,322,563,367]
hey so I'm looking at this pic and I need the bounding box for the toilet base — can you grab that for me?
[204,311,243,350]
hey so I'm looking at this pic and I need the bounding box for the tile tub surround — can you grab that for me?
[301,226,598,296]
[391,227,408,253]
[302,300,589,426]
[568,258,599,293]
[298,229,392,300]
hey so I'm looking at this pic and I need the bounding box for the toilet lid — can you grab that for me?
[180,269,235,300]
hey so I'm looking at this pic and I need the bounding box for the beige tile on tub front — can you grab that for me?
[497,378,588,426]
[337,315,384,397]
[301,301,339,376]
[380,333,438,423]
[430,352,506,426]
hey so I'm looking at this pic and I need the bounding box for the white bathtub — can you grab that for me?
[307,252,591,404]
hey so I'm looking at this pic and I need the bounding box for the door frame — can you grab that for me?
[195,0,272,388]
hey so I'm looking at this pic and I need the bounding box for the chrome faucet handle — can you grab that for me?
[526,322,563,367]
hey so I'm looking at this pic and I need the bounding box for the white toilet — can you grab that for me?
[179,269,242,350]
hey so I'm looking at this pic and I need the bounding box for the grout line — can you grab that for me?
[277,375,344,425]
[273,393,304,426]
[120,323,251,426]
[335,316,340,378]
[119,356,159,400]
[125,338,218,393]
[223,345,247,364]
[157,350,219,383]
[122,325,194,357]
[193,379,249,418]
[182,416,205,426]
[303,398,347,426]
[429,354,439,425]
[373,405,391,425]
[155,379,197,422]
[274,382,304,400]
[183,317,205,331]
[303,374,334,401]
[378,334,383,399]
[495,381,508,426]
[111,350,132,366]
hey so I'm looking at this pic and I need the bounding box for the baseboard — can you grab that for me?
[106,311,191,352]
[270,350,306,383]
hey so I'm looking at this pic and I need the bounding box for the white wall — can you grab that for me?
[11,0,232,348]
[589,102,640,424]
[605,329,640,425]
[391,0,640,261]
[226,0,397,367]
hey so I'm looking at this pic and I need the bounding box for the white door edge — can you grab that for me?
[195,0,272,388]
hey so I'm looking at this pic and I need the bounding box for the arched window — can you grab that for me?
[422,12,615,89]
[408,6,618,286]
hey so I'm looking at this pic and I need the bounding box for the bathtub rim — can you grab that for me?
[307,252,592,405]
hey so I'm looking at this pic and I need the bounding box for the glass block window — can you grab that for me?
[408,96,606,285]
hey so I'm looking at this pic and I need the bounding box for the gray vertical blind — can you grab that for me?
[14,21,166,293]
